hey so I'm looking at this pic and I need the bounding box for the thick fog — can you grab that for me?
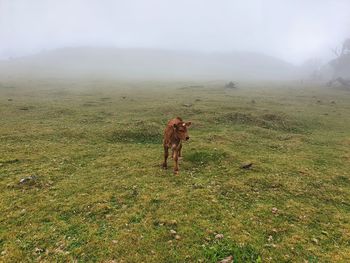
[1,0,350,64]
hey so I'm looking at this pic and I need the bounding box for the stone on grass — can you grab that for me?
[268,235,273,242]
[219,255,233,263]
[215,233,224,239]
[19,175,37,184]
[240,162,253,169]
[271,207,278,214]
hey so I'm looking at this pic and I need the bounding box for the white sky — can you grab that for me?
[1,0,349,64]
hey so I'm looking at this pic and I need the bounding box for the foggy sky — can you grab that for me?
[1,0,350,64]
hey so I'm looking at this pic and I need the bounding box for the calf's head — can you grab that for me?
[173,121,192,141]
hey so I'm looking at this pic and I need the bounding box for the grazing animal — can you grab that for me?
[162,117,192,174]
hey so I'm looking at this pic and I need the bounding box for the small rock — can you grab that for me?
[34,247,44,254]
[321,231,329,236]
[19,178,26,184]
[174,235,181,240]
[1,250,6,256]
[170,229,177,235]
[268,235,273,242]
[112,240,118,244]
[271,207,278,214]
[219,255,233,263]
[19,175,36,184]
[182,103,192,107]
[311,238,318,244]
[215,233,224,239]
[240,162,253,169]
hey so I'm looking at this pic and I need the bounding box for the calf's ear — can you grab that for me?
[185,121,192,127]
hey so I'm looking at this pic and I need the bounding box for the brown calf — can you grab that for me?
[162,117,192,174]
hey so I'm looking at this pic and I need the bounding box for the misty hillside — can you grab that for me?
[0,47,299,80]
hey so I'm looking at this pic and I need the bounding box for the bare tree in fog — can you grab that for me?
[327,38,350,88]
[342,38,350,55]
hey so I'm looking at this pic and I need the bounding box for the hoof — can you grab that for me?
[162,163,168,169]
[174,170,179,175]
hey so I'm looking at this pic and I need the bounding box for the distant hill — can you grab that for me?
[0,47,299,80]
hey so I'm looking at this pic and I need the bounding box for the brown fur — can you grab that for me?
[162,117,192,174]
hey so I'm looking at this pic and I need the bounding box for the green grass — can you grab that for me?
[0,79,350,262]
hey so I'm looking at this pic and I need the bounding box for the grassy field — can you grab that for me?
[0,79,349,262]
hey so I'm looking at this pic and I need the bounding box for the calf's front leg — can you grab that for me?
[162,145,169,169]
[172,144,179,174]
[178,143,182,158]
